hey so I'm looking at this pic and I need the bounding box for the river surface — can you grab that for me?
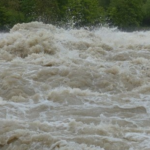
[0,22,150,150]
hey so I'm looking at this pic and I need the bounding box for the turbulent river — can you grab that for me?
[0,22,150,150]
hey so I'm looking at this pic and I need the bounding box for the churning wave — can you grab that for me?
[0,22,150,150]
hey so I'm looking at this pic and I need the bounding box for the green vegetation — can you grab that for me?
[0,6,7,28]
[62,0,106,27]
[142,0,150,26]
[108,0,144,29]
[0,0,150,30]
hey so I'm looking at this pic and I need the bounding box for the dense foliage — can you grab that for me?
[108,0,144,29]
[0,0,150,30]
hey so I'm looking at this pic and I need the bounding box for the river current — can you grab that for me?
[0,22,150,150]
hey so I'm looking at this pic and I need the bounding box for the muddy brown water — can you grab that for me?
[0,22,150,150]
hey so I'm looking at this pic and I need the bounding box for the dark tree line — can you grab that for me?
[0,0,150,30]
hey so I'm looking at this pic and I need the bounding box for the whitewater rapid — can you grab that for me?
[0,22,150,150]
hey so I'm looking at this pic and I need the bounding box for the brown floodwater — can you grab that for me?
[0,22,150,150]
